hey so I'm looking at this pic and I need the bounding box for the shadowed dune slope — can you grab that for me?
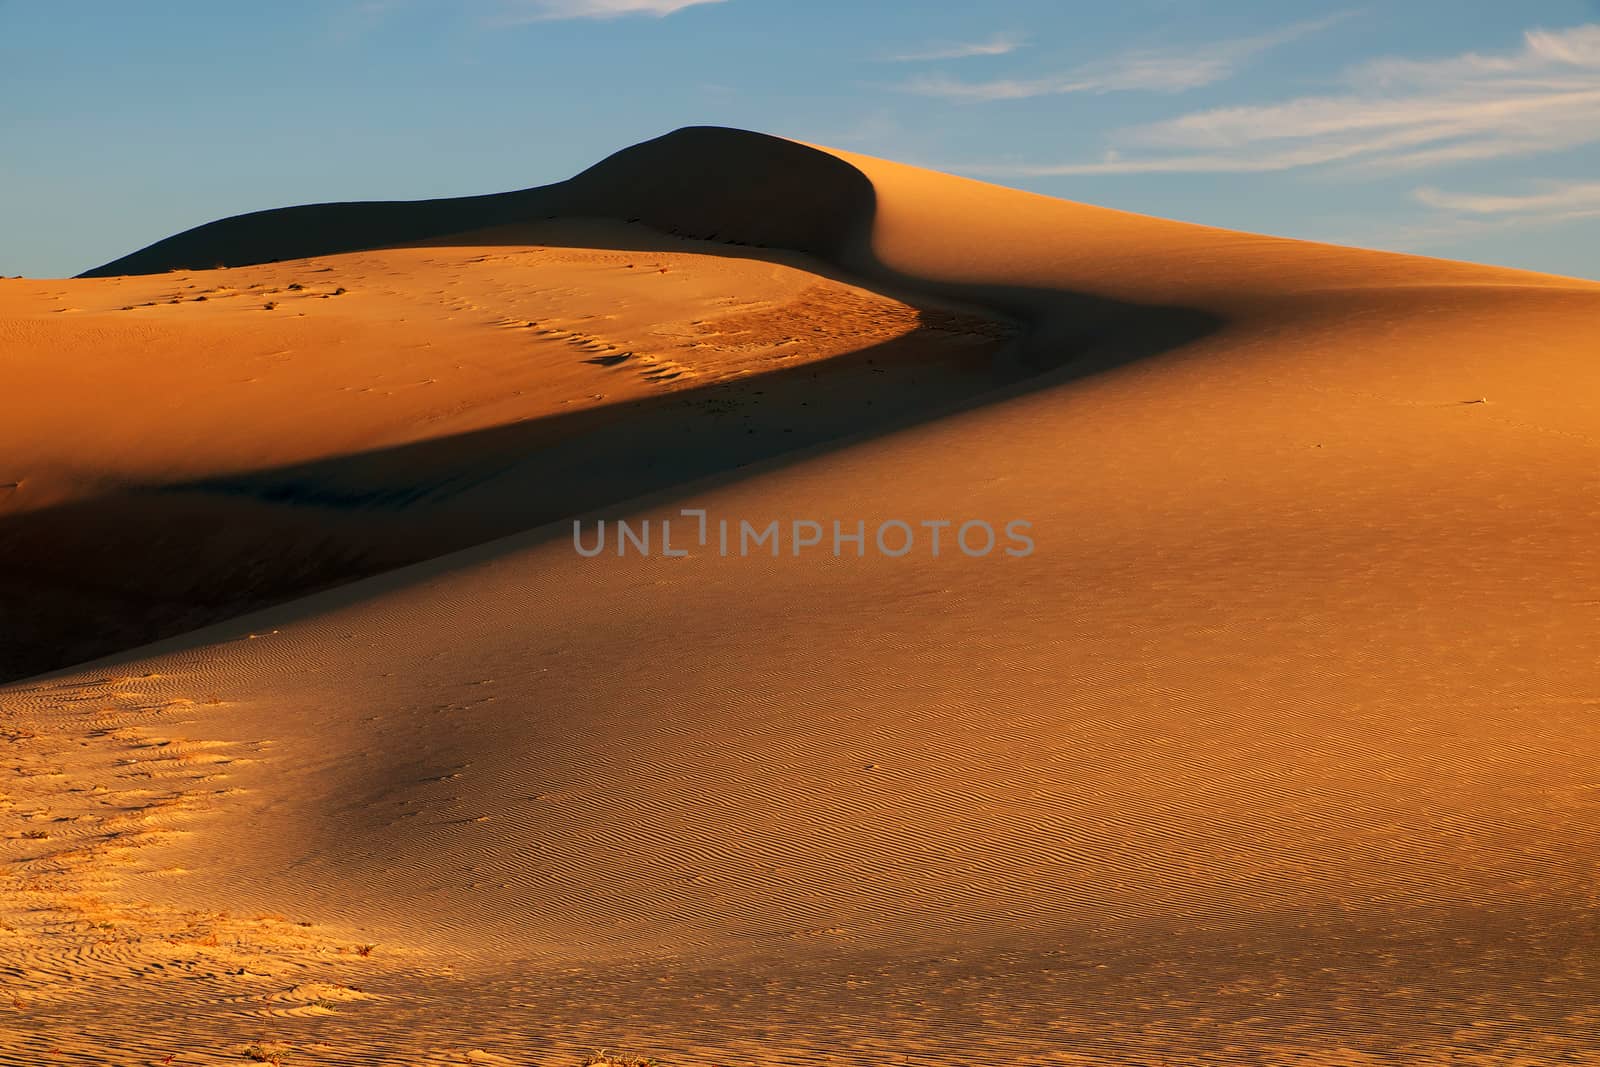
[80,128,877,277]
[5,130,1600,1064]
[83,125,1579,365]
[8,221,1021,680]
[17,128,1263,684]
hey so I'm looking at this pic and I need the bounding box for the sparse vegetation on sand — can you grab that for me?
[581,1050,663,1067]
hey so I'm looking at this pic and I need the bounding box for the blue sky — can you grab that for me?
[4,0,1600,279]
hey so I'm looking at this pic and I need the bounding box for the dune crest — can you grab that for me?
[5,128,1600,1064]
[79,128,876,277]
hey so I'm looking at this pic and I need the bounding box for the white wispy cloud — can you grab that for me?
[1360,179,1600,254]
[1414,179,1600,214]
[495,0,726,22]
[957,23,1600,176]
[1320,203,1600,257]
[885,33,1026,63]
[900,15,1346,101]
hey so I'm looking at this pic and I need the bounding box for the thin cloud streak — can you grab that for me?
[1320,179,1600,259]
[1329,207,1600,258]
[1414,180,1600,215]
[885,33,1026,63]
[954,24,1600,176]
[900,14,1348,101]
[494,0,726,22]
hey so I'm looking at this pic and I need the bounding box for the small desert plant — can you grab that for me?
[582,1050,662,1067]
[242,1043,287,1065]
[354,942,376,957]
[286,282,303,291]
[263,301,277,311]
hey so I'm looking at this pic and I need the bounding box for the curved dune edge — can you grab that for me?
[81,125,1237,376]
[79,128,881,276]
[2,225,1019,682]
[10,127,1243,684]
[5,130,1600,1063]
[80,125,1591,362]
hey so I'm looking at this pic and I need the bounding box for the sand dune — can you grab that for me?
[4,128,1600,1065]
[1,213,1012,681]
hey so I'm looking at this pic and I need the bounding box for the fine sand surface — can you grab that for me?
[0,219,1011,681]
[4,128,1600,1065]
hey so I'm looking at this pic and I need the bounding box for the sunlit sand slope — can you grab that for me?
[4,129,1599,1064]
[1,218,1010,681]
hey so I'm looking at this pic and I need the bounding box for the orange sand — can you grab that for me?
[3,128,1598,1065]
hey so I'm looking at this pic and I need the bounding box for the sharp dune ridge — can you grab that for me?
[3,127,1600,1064]
[81,127,880,277]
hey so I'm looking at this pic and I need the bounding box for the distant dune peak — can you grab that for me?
[80,126,875,277]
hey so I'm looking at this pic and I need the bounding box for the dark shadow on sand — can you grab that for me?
[3,127,1223,682]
